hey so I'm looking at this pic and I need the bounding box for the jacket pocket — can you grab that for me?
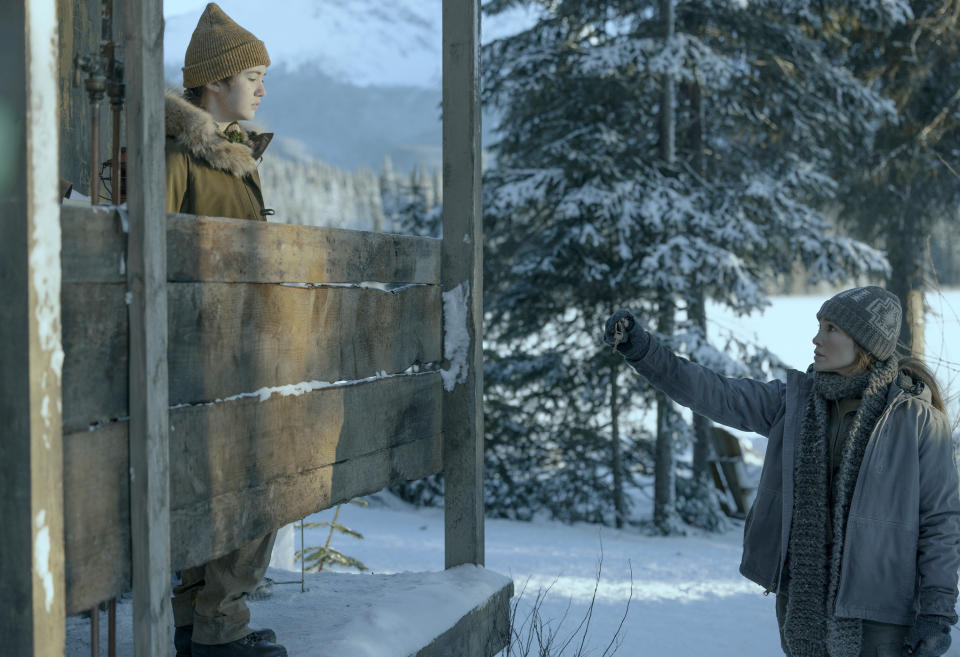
[840,515,917,617]
[741,486,782,588]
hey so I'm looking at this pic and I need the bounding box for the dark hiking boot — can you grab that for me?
[176,628,278,657]
[175,626,192,657]
[191,633,287,657]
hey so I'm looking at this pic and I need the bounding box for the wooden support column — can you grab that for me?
[0,1,67,655]
[125,1,170,655]
[441,0,484,568]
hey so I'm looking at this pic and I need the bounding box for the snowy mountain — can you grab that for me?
[165,0,435,88]
[163,1,535,170]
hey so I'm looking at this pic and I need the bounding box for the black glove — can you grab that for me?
[903,614,953,657]
[602,310,651,361]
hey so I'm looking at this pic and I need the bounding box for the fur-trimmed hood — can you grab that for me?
[165,92,272,178]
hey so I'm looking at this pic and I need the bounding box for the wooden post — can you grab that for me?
[0,1,67,654]
[441,0,484,568]
[125,1,170,654]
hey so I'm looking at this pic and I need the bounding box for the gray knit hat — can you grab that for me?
[182,3,270,88]
[817,286,902,360]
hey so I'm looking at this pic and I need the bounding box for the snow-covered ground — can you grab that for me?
[67,290,960,655]
[67,492,782,656]
[287,494,780,656]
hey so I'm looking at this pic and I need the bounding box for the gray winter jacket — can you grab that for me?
[625,337,960,625]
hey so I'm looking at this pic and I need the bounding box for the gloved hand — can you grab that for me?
[602,310,651,361]
[903,614,953,657]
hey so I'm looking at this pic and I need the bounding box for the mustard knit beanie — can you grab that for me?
[182,3,270,89]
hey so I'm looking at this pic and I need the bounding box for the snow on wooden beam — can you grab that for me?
[66,566,512,657]
[441,0,484,569]
[61,280,442,431]
[0,1,66,654]
[58,204,446,616]
[63,373,443,614]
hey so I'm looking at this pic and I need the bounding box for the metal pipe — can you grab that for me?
[110,92,123,204]
[90,605,99,657]
[89,98,101,204]
[300,519,306,593]
[108,599,116,657]
[102,0,124,205]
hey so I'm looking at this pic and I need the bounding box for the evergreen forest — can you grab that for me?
[263,0,960,534]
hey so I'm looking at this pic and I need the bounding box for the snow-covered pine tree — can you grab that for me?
[816,0,960,356]
[481,0,889,530]
[379,156,401,233]
[395,165,442,238]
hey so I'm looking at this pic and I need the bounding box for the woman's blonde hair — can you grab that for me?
[849,348,945,413]
[898,356,946,413]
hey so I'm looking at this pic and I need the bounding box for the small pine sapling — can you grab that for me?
[297,500,369,573]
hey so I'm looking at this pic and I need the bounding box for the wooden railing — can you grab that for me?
[9,3,485,653]
[60,205,446,615]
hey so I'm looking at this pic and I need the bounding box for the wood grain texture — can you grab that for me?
[62,374,442,612]
[3,4,67,649]
[169,373,441,508]
[414,579,513,657]
[173,434,441,570]
[60,204,127,283]
[125,0,172,651]
[167,214,441,284]
[62,282,441,429]
[60,207,442,285]
[442,0,485,569]
[166,282,441,405]
[63,423,130,615]
[61,282,128,433]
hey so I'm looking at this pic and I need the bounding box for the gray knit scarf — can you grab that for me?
[781,357,899,657]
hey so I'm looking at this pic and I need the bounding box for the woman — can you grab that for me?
[166,4,284,657]
[603,286,960,657]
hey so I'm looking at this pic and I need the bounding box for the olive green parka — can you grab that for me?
[165,92,273,221]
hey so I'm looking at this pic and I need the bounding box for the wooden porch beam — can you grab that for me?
[124,0,171,655]
[0,1,67,654]
[441,0,485,569]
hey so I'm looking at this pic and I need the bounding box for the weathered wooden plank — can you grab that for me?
[414,580,513,657]
[60,204,127,283]
[442,0,485,569]
[169,372,441,508]
[173,433,442,570]
[167,283,442,405]
[125,0,171,653]
[167,214,442,284]
[62,374,442,611]
[62,282,441,430]
[2,2,67,651]
[60,207,442,285]
[61,282,128,433]
[63,423,130,616]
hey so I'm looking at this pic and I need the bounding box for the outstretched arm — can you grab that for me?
[603,310,785,437]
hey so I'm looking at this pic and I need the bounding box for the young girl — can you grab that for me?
[604,286,960,657]
[165,4,284,657]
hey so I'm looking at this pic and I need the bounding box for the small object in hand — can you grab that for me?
[612,318,628,351]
